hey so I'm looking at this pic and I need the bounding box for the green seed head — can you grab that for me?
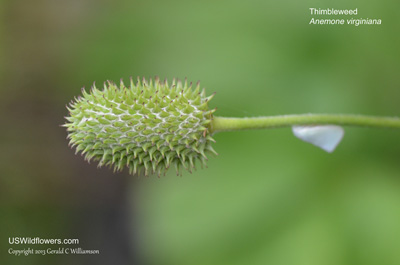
[64,77,217,176]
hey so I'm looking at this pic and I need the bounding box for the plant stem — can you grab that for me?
[211,114,400,133]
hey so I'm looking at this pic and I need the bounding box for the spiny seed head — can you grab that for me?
[64,77,217,176]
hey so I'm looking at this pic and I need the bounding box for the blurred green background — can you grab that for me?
[1,0,400,264]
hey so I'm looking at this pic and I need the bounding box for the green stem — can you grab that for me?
[211,114,400,133]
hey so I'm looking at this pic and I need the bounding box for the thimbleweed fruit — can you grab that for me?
[64,77,217,176]
[65,76,400,176]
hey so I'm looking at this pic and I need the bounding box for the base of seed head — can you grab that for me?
[64,77,217,176]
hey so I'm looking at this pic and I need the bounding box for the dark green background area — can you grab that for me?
[1,0,400,264]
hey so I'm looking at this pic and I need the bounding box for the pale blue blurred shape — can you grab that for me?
[292,125,345,153]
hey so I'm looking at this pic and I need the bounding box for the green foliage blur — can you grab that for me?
[1,0,400,265]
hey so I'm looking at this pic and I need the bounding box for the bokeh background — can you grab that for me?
[1,0,400,264]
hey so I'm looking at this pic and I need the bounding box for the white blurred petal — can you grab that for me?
[292,125,344,153]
